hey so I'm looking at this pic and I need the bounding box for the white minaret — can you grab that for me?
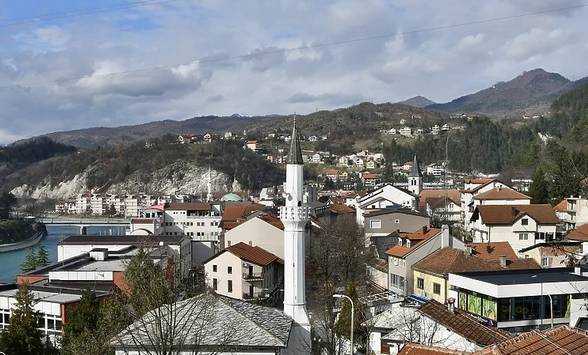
[279,119,311,333]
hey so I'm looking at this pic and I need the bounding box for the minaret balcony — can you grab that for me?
[279,206,311,222]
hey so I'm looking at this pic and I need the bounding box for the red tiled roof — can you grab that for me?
[567,223,588,242]
[474,187,531,201]
[399,343,467,355]
[419,300,511,347]
[467,242,518,262]
[477,325,588,354]
[464,178,495,185]
[328,203,355,215]
[385,245,411,258]
[226,242,282,266]
[476,204,560,225]
[419,189,461,209]
[257,213,284,230]
[414,247,540,276]
[401,227,441,241]
[221,202,265,230]
[166,202,211,211]
[553,199,568,212]
[131,218,155,224]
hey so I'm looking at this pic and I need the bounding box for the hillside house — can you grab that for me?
[364,207,430,238]
[355,184,418,225]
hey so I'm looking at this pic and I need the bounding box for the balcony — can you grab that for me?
[243,273,263,282]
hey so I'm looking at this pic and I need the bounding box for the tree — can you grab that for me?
[0,284,48,354]
[21,249,38,273]
[61,289,100,353]
[36,246,49,268]
[0,191,17,219]
[529,166,550,204]
[334,282,366,351]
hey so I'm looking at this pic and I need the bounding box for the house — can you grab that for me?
[364,206,430,238]
[111,293,295,354]
[565,223,588,256]
[556,196,588,230]
[448,266,588,331]
[425,196,462,224]
[203,132,217,142]
[431,125,440,135]
[204,242,283,301]
[223,213,284,259]
[367,300,510,354]
[386,226,464,295]
[361,171,381,187]
[245,140,258,151]
[399,127,412,137]
[129,218,161,235]
[177,133,197,144]
[398,325,588,354]
[425,163,444,176]
[469,204,560,252]
[413,247,539,303]
[462,181,529,231]
[355,184,418,225]
[162,202,222,241]
[518,241,581,268]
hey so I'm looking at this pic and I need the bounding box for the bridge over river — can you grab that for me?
[36,216,130,235]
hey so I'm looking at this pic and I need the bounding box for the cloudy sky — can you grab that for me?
[1,0,587,144]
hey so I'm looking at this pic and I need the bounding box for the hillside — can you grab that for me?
[397,96,436,108]
[427,69,573,117]
[5,138,284,200]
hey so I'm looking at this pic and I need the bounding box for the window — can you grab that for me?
[522,218,529,225]
[227,280,233,293]
[227,266,232,274]
[537,232,545,240]
[212,265,217,272]
[519,233,528,240]
[433,283,441,295]
[541,257,550,267]
[212,278,217,290]
[370,220,382,229]
[417,278,424,290]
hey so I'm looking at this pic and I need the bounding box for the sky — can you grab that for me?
[0,0,587,144]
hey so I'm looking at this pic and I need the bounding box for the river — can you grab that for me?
[0,225,127,284]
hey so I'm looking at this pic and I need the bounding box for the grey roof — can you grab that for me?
[454,267,588,285]
[288,120,303,165]
[410,154,422,177]
[112,293,292,351]
[59,234,186,245]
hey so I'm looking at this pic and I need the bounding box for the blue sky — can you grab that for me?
[1,0,587,144]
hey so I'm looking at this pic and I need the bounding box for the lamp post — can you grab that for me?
[334,294,354,354]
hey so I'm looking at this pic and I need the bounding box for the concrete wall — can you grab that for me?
[204,251,244,299]
[413,270,447,303]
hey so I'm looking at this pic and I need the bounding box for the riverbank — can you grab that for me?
[0,231,45,252]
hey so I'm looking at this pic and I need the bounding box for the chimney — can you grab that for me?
[499,255,507,268]
[574,265,582,276]
[422,225,428,233]
[441,225,451,248]
[465,246,473,256]
[447,297,455,313]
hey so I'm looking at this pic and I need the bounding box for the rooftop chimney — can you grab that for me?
[575,265,582,276]
[499,255,507,268]
[441,225,451,248]
[422,225,428,233]
[447,297,455,313]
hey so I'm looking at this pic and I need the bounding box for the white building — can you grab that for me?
[162,202,222,241]
[399,127,412,137]
[355,184,418,226]
[470,204,560,253]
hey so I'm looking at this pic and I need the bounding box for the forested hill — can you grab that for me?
[3,137,283,197]
[0,138,77,189]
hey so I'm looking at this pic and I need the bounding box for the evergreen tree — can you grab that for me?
[61,290,100,353]
[36,246,49,268]
[334,282,366,345]
[0,284,45,354]
[0,191,17,219]
[21,249,38,273]
[529,166,550,204]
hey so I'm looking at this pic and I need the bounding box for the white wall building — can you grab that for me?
[355,184,418,225]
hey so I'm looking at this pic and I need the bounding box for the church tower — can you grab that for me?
[408,154,423,196]
[279,120,311,333]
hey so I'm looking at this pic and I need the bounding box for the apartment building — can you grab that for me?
[162,202,222,242]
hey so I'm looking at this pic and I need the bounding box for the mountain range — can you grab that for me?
[427,68,584,117]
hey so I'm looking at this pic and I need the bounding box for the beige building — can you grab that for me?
[223,213,284,259]
[204,242,283,301]
[364,207,430,238]
[519,242,581,268]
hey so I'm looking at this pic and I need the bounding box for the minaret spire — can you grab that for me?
[288,115,303,165]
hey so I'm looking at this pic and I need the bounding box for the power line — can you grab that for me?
[2,2,587,90]
[0,0,179,29]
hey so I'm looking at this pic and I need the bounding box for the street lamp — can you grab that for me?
[334,294,354,354]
